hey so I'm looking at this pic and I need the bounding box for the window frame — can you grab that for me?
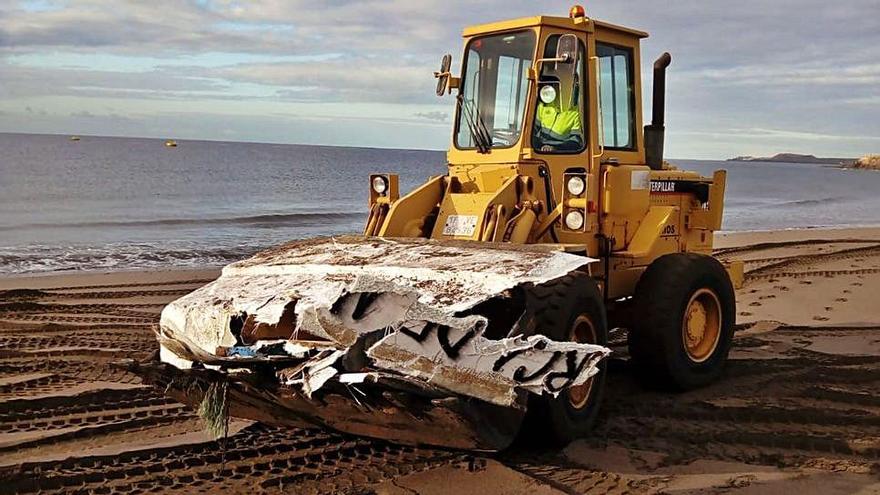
[532,34,589,156]
[596,41,637,152]
[453,30,537,151]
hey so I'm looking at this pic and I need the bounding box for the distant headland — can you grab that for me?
[727,153,855,165]
[727,153,879,170]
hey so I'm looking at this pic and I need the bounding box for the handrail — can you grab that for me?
[590,56,605,161]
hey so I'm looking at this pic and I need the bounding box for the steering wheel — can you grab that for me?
[492,129,517,146]
[535,128,584,152]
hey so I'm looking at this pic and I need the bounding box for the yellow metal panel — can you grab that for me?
[462,16,646,38]
[615,206,678,259]
[506,208,537,244]
[477,165,519,191]
[606,265,643,300]
[463,16,590,37]
[463,16,543,36]
[429,175,519,240]
[380,176,444,237]
[601,165,650,217]
[683,224,714,254]
[724,260,744,289]
[708,170,727,230]
[594,20,648,39]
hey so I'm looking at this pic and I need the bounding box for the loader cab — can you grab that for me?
[446,9,648,172]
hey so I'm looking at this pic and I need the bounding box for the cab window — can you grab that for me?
[532,35,587,154]
[597,43,635,149]
[455,31,535,150]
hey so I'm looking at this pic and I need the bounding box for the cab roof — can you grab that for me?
[462,15,648,39]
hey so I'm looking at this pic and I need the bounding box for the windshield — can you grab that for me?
[455,31,536,151]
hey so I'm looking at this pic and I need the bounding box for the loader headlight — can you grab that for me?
[566,176,586,196]
[564,210,585,230]
[372,176,388,195]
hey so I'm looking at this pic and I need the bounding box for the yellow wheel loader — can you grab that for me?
[133,5,738,451]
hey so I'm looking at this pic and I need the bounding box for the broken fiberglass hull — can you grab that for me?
[134,236,611,451]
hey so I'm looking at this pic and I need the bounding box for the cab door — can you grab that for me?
[589,27,650,253]
[527,28,598,253]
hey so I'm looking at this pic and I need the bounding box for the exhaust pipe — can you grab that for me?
[644,52,671,170]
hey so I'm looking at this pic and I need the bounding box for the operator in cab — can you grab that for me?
[533,35,585,153]
[534,82,583,152]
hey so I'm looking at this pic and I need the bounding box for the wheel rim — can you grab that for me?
[567,314,597,410]
[682,288,722,363]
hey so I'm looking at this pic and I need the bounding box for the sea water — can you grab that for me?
[2,133,879,274]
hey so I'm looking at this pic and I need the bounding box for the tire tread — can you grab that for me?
[629,253,736,391]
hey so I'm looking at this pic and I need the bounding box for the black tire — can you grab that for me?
[629,253,736,391]
[520,273,608,445]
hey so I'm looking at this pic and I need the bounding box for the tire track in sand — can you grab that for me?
[0,243,878,493]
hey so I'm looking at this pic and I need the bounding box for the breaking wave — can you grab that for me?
[775,197,847,208]
[0,243,263,275]
[0,212,365,231]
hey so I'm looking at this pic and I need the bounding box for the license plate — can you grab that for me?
[442,215,478,237]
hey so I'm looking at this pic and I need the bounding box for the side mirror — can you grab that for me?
[555,34,579,71]
[434,54,452,96]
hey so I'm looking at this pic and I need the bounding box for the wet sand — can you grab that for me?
[1,227,879,494]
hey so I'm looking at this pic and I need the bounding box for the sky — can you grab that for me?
[1,0,878,159]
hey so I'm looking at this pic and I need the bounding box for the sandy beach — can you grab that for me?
[1,227,879,494]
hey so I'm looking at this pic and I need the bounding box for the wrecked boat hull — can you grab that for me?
[131,359,525,450]
[136,236,611,450]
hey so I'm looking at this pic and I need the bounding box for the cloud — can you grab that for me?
[414,111,449,122]
[1,1,238,52]
[0,64,229,100]
[842,96,880,107]
[679,127,880,143]
[213,57,435,104]
[0,0,484,55]
[24,106,47,116]
[0,0,878,157]
[692,63,880,87]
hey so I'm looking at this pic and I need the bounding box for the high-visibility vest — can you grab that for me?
[537,102,581,137]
